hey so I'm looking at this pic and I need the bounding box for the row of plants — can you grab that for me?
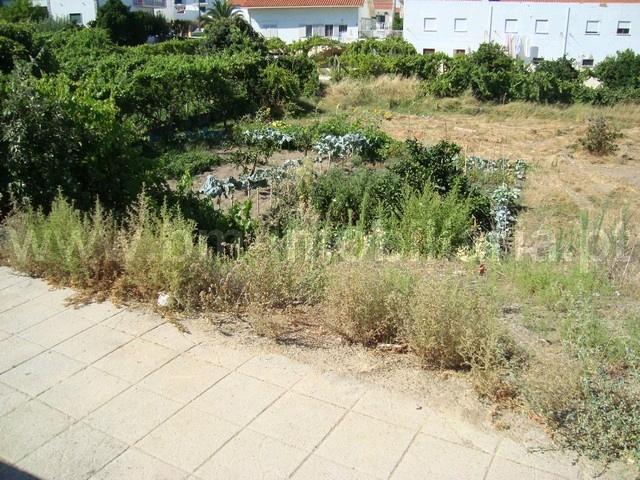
[287,36,640,105]
[0,10,319,225]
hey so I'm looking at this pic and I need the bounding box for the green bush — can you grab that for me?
[468,43,517,102]
[323,260,414,345]
[159,149,223,178]
[386,186,474,257]
[0,21,56,74]
[1,71,150,213]
[390,140,463,193]
[594,49,640,90]
[2,195,120,288]
[406,275,509,370]
[96,0,169,46]
[307,167,403,227]
[579,116,621,156]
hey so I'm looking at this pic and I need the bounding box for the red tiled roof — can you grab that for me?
[234,0,363,6]
[500,0,639,3]
[373,0,393,8]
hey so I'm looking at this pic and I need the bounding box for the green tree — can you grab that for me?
[594,49,640,90]
[468,42,516,102]
[0,0,47,22]
[96,0,168,46]
[201,0,240,24]
[0,69,150,211]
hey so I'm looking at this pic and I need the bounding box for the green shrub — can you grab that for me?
[323,260,414,345]
[307,167,403,227]
[579,116,621,155]
[468,43,517,102]
[219,228,329,308]
[159,148,223,178]
[1,71,150,213]
[2,195,120,289]
[386,186,473,257]
[594,49,640,90]
[405,275,510,370]
[390,140,463,193]
[117,194,217,309]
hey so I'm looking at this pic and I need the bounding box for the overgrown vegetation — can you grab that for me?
[1,5,638,472]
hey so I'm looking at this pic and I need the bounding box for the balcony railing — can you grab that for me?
[133,0,166,8]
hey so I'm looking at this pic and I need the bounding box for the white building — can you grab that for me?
[233,0,365,42]
[403,0,640,66]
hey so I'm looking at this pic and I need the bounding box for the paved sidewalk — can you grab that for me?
[0,267,600,479]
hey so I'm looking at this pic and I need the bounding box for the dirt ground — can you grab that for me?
[381,111,640,255]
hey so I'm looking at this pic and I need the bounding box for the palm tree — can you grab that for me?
[200,0,240,26]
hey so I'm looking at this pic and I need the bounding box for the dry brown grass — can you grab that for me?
[321,75,422,111]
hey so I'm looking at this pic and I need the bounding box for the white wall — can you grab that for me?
[403,0,640,65]
[237,7,360,42]
[43,0,140,25]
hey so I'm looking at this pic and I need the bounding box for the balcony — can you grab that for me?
[133,0,167,8]
[359,18,402,39]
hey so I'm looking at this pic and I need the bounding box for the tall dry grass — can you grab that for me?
[321,75,422,110]
[320,77,640,125]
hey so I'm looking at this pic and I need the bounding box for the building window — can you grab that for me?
[338,24,347,37]
[585,20,599,35]
[535,19,549,34]
[454,18,468,32]
[325,24,334,37]
[263,24,278,38]
[423,48,435,55]
[305,25,313,38]
[532,57,544,65]
[617,21,630,35]
[505,19,518,33]
[582,58,594,67]
[69,13,82,24]
[453,48,466,56]
[423,17,436,32]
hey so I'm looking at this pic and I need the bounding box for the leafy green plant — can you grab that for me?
[579,116,621,155]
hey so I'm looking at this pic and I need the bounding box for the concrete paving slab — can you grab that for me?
[0,271,625,480]
[190,371,284,426]
[140,323,200,352]
[185,343,254,370]
[17,422,127,480]
[0,350,84,396]
[92,338,177,383]
[84,386,181,444]
[53,324,134,364]
[486,456,567,480]
[0,382,29,417]
[249,391,345,452]
[0,299,70,334]
[195,428,307,480]
[89,448,188,480]
[390,433,492,480]
[101,310,164,337]
[67,302,124,322]
[292,455,377,480]
[0,269,28,290]
[292,370,368,409]
[0,279,52,312]
[315,411,416,479]
[0,328,10,341]
[238,353,311,388]
[136,405,240,473]
[496,438,581,479]
[18,312,96,348]
[138,354,229,404]
[0,399,72,463]
[0,336,45,374]
[39,367,130,419]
